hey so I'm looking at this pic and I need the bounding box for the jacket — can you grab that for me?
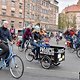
[23,28,32,39]
[0,26,12,41]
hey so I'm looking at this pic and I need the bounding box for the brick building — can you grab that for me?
[0,0,24,30]
[0,0,58,31]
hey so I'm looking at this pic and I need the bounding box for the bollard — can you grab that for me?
[79,72,80,80]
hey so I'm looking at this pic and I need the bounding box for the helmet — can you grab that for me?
[34,25,40,32]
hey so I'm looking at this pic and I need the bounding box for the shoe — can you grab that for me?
[6,63,9,67]
[6,61,9,67]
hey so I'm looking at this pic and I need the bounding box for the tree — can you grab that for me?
[70,15,76,28]
[58,13,68,30]
[58,13,76,30]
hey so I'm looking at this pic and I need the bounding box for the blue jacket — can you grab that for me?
[0,27,12,41]
[78,30,80,38]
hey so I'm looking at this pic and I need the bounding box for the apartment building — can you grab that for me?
[0,0,58,31]
[0,0,24,30]
[24,0,58,30]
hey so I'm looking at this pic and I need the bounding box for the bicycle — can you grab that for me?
[25,40,65,69]
[0,40,24,79]
[17,38,31,52]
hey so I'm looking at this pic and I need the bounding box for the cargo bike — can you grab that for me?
[25,40,65,69]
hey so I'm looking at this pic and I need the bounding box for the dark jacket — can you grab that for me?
[32,32,41,41]
[0,26,12,41]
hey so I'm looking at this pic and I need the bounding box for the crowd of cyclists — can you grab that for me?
[19,23,50,60]
[63,27,80,49]
[0,20,53,62]
[1,20,80,63]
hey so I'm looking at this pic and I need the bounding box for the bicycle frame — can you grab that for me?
[0,41,16,68]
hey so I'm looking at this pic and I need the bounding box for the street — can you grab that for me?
[0,37,80,80]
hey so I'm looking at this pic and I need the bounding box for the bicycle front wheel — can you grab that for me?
[76,49,80,58]
[9,55,24,79]
[25,48,34,62]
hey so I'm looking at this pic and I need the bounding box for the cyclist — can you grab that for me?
[21,25,32,49]
[31,23,42,60]
[0,21,12,60]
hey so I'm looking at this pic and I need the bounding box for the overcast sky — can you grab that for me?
[57,0,78,13]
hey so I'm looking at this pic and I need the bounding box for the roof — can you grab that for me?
[63,5,80,13]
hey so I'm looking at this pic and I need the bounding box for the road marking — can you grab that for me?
[26,66,78,74]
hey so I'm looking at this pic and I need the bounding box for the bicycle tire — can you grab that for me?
[9,55,24,79]
[25,48,34,62]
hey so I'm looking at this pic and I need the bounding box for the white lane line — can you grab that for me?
[26,67,43,70]
[26,66,78,75]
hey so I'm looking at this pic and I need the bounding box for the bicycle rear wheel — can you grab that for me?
[9,55,24,79]
[41,55,51,69]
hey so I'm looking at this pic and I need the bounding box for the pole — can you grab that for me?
[23,0,25,27]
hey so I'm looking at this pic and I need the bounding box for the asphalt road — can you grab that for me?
[0,37,80,80]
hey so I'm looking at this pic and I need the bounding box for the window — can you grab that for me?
[2,0,6,5]
[27,3,30,9]
[19,22,22,27]
[19,12,22,18]
[45,17,48,22]
[32,0,36,3]
[11,0,15,7]
[2,9,6,15]
[42,1,45,6]
[31,14,34,19]
[11,21,14,26]
[11,11,15,16]
[25,12,30,19]
[19,3,23,9]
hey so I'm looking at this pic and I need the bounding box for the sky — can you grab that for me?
[57,0,78,13]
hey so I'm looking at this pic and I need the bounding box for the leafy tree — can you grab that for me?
[58,13,76,30]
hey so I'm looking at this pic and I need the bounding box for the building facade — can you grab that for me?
[61,0,80,30]
[25,0,58,31]
[77,0,80,4]
[0,0,58,31]
[0,0,24,30]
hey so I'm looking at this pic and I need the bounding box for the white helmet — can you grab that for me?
[34,25,40,32]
